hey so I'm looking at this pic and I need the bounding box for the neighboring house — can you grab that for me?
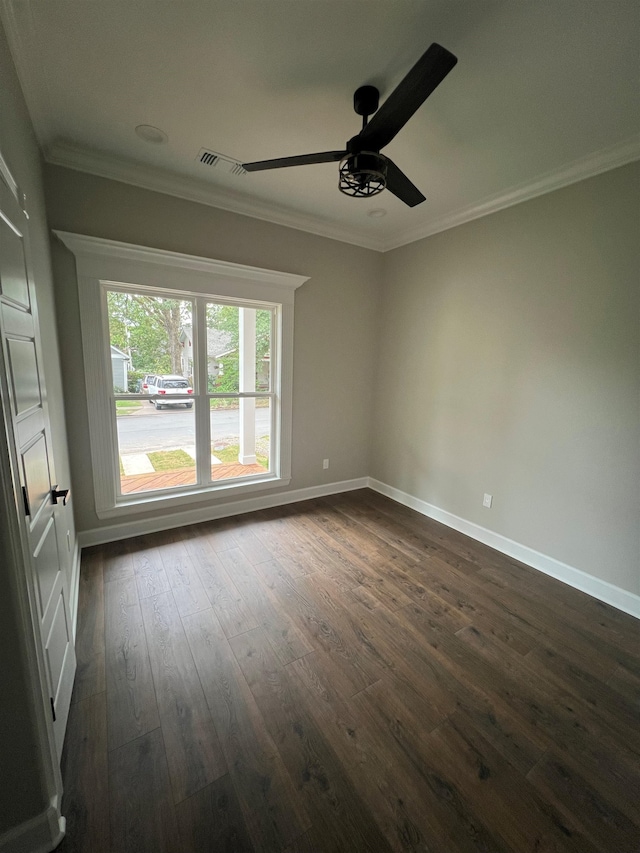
[180,325,233,380]
[110,344,129,392]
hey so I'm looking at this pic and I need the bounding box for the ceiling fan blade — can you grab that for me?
[243,150,345,172]
[385,159,426,207]
[359,43,457,151]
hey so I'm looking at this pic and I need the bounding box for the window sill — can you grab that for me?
[95,474,290,520]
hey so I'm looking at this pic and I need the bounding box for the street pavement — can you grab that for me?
[116,404,270,453]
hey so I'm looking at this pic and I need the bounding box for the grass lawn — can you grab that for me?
[213,444,268,469]
[147,449,195,471]
[116,400,142,415]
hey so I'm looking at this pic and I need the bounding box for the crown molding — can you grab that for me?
[45,140,382,251]
[379,135,640,251]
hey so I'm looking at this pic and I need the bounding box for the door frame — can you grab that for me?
[0,151,65,849]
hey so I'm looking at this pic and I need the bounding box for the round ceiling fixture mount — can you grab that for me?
[367,207,387,218]
[338,151,387,199]
[135,124,168,144]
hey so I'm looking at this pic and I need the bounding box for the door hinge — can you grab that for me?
[22,486,30,517]
[50,697,56,722]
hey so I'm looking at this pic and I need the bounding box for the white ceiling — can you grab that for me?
[2,0,639,250]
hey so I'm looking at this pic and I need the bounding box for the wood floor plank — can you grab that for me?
[479,559,640,650]
[248,512,318,578]
[203,518,242,552]
[431,714,602,853]
[230,626,395,853]
[254,558,379,698]
[339,592,459,729]
[475,562,640,676]
[192,549,258,638]
[524,643,640,750]
[109,727,180,853]
[139,591,227,802]
[452,624,640,818]
[360,600,549,772]
[527,748,640,852]
[130,535,171,599]
[101,538,135,584]
[606,664,640,709]
[294,573,384,681]
[57,692,109,853]
[104,576,159,750]
[228,519,275,565]
[403,557,618,679]
[350,682,515,853]
[175,775,256,853]
[219,547,313,664]
[287,507,415,611]
[160,552,210,617]
[71,547,105,704]
[287,654,435,852]
[183,607,310,851]
[389,555,538,656]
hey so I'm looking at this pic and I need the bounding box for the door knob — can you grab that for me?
[51,486,70,506]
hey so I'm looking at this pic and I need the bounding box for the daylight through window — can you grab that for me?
[107,287,276,497]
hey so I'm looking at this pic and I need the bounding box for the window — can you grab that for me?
[56,232,307,519]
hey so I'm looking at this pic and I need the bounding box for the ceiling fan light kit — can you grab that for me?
[338,151,388,198]
[242,42,457,208]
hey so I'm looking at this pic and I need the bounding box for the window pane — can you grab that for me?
[116,401,196,494]
[107,291,193,394]
[255,309,273,392]
[206,304,273,393]
[206,303,239,392]
[210,398,270,481]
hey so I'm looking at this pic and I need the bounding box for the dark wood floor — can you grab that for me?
[57,489,640,853]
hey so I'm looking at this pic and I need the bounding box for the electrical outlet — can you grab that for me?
[323,459,329,470]
[483,493,493,508]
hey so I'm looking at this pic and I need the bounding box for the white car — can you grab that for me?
[147,374,193,409]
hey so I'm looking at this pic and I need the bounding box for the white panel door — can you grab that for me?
[0,171,75,759]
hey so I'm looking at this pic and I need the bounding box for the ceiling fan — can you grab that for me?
[242,43,457,208]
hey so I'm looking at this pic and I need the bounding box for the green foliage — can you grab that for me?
[107,291,190,375]
[209,353,239,394]
[115,400,142,415]
[147,450,195,471]
[206,303,272,393]
[212,444,268,469]
[127,369,145,392]
[107,293,272,390]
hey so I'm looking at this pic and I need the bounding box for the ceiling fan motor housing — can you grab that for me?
[339,151,388,197]
[353,85,380,118]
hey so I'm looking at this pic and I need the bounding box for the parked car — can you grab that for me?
[147,374,193,409]
[138,374,157,396]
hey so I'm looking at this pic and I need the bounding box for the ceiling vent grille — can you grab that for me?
[196,148,246,176]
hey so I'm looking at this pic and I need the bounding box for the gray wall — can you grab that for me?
[372,162,640,595]
[44,165,383,533]
[0,19,74,835]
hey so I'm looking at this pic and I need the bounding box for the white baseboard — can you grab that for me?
[368,478,640,620]
[77,477,369,548]
[0,800,64,853]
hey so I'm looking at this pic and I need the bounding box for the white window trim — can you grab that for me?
[54,231,308,520]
